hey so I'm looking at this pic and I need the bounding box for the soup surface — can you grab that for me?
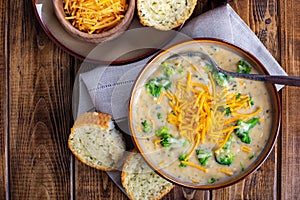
[131,42,274,185]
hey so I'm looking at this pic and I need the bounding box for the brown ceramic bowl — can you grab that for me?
[52,0,135,44]
[128,38,281,189]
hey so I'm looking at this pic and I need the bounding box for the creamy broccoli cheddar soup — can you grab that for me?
[130,41,277,186]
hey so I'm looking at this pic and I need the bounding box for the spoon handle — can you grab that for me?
[220,70,300,86]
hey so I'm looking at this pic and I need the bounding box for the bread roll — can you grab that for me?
[69,112,126,171]
[137,0,197,30]
[121,152,174,200]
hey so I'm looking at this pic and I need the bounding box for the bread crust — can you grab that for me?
[68,112,126,171]
[73,111,111,129]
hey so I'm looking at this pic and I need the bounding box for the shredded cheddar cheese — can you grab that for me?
[166,72,213,142]
[191,178,200,183]
[63,0,128,34]
[181,161,208,172]
[232,107,262,119]
[218,169,233,176]
[158,160,166,166]
[154,139,161,147]
[241,145,252,153]
[156,91,165,104]
[209,72,216,98]
[185,134,201,161]
[164,71,261,147]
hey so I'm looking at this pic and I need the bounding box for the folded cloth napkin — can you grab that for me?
[72,4,287,195]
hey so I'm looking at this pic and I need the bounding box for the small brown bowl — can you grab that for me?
[52,0,135,44]
[128,38,281,189]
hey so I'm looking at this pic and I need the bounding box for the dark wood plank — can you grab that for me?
[8,0,76,198]
[211,0,279,199]
[279,0,300,199]
[0,0,8,199]
[165,187,209,200]
[75,162,127,199]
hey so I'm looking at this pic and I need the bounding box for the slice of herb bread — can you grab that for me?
[121,152,174,200]
[69,112,126,171]
[137,0,197,30]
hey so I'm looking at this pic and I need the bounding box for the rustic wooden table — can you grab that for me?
[1,0,299,199]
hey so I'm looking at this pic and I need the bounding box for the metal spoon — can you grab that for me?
[166,51,300,87]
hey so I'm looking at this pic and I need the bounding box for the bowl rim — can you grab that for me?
[128,38,281,189]
[52,0,135,43]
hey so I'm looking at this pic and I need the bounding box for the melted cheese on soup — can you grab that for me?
[131,45,273,185]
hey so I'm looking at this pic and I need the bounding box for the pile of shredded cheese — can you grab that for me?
[63,0,128,34]
[156,65,262,175]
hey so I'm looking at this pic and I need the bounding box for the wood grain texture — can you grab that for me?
[279,0,300,199]
[75,163,127,199]
[0,0,8,199]
[230,0,280,61]
[2,0,300,199]
[7,0,77,199]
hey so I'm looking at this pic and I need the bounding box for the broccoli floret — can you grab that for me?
[196,149,212,166]
[249,96,254,106]
[212,72,231,87]
[157,112,163,119]
[208,178,216,184]
[248,152,255,159]
[237,60,252,74]
[223,135,235,150]
[215,151,235,165]
[215,135,235,165]
[179,153,187,167]
[155,126,189,148]
[155,126,168,136]
[240,162,245,171]
[145,77,171,97]
[205,63,212,71]
[225,107,231,116]
[141,120,151,133]
[235,93,241,99]
[235,118,259,144]
[179,153,187,161]
[160,133,173,147]
[167,137,189,147]
[161,62,175,77]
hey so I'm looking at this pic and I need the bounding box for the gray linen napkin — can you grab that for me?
[72,4,287,195]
